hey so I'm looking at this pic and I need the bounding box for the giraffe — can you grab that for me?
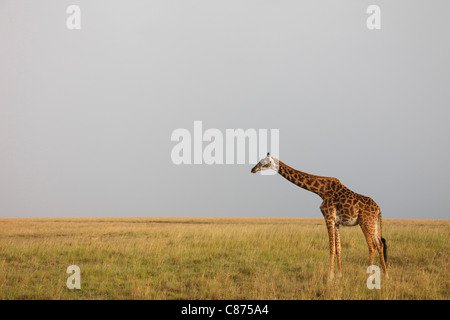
[251,153,388,279]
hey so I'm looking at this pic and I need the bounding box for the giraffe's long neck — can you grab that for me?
[275,160,338,199]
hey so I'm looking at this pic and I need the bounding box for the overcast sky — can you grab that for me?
[1,1,449,219]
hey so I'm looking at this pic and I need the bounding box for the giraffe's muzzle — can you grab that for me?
[251,164,260,173]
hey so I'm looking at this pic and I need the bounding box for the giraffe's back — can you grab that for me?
[330,183,380,226]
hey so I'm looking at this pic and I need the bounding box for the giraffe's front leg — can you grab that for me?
[321,200,338,280]
[325,219,336,280]
[335,225,342,278]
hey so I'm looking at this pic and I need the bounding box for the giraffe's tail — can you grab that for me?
[381,237,387,263]
[379,210,387,263]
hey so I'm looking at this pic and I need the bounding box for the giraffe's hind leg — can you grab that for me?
[360,219,389,278]
[375,236,389,278]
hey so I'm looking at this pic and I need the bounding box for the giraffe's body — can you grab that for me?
[251,154,388,279]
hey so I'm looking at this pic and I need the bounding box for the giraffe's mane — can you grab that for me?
[276,160,336,181]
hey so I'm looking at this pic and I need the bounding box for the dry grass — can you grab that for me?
[0,217,448,300]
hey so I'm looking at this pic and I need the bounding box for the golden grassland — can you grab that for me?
[0,217,448,300]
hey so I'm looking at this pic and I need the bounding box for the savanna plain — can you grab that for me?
[0,217,448,300]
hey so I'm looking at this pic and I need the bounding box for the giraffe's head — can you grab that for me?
[251,153,277,173]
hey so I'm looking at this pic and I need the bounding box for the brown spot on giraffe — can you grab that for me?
[251,154,388,279]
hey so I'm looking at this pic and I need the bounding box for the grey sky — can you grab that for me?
[1,1,449,219]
